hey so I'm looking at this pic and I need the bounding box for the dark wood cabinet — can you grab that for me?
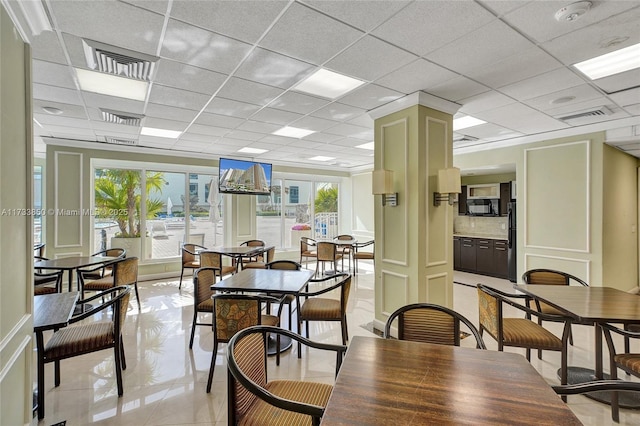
[493,240,508,278]
[458,185,467,215]
[460,238,476,271]
[453,237,461,270]
[453,237,508,279]
[476,239,493,275]
[499,182,511,216]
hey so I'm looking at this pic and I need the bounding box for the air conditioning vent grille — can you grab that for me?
[83,39,158,81]
[104,137,138,146]
[454,135,479,143]
[557,106,612,122]
[100,109,143,126]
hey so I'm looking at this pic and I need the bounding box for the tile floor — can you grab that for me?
[35,266,640,425]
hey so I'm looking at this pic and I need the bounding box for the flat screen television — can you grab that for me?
[218,157,272,195]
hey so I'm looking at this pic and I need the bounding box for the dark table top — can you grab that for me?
[321,336,582,425]
[34,292,78,332]
[212,268,314,293]
[514,285,640,323]
[209,246,274,256]
[34,255,120,271]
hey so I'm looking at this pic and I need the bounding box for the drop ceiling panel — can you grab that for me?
[523,84,604,111]
[291,116,341,132]
[48,0,165,55]
[169,0,287,44]
[302,0,410,32]
[161,19,252,73]
[324,123,373,140]
[32,60,76,89]
[347,114,374,128]
[45,126,97,138]
[459,91,517,115]
[473,103,568,134]
[180,132,220,143]
[268,92,329,114]
[33,100,88,119]
[90,120,141,134]
[234,47,316,89]
[30,31,67,65]
[82,93,145,113]
[194,112,245,129]
[591,68,640,94]
[427,77,489,102]
[258,135,301,146]
[300,132,344,143]
[186,124,231,137]
[143,117,188,132]
[499,67,585,100]
[375,59,458,94]
[33,84,83,105]
[311,103,366,121]
[236,121,282,134]
[222,130,264,142]
[216,78,284,106]
[609,87,640,107]
[33,114,91,128]
[372,1,496,56]
[250,108,304,125]
[461,123,520,139]
[477,0,529,16]
[204,97,261,118]
[120,1,169,15]
[338,84,404,110]
[325,36,417,81]
[145,103,199,123]
[148,85,211,111]
[154,59,227,95]
[259,2,363,64]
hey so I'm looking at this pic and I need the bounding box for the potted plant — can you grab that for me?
[95,169,165,259]
[290,223,312,244]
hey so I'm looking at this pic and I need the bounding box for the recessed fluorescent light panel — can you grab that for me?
[238,147,268,154]
[309,156,335,162]
[573,42,640,80]
[294,68,366,99]
[272,126,316,138]
[356,142,375,150]
[75,68,148,101]
[141,127,182,138]
[453,116,486,131]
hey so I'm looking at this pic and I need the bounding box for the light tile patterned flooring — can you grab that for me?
[35,266,640,425]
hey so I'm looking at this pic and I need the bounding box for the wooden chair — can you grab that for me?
[265,260,302,330]
[34,269,63,295]
[34,242,45,257]
[384,303,486,349]
[352,240,374,273]
[477,284,570,393]
[300,237,317,269]
[242,246,276,269]
[522,268,588,352]
[601,323,640,422]
[226,325,347,426]
[36,286,130,419]
[79,257,140,310]
[199,250,237,281]
[180,243,207,289]
[314,241,342,277]
[297,273,351,357]
[333,234,354,272]
[206,294,283,393]
[237,239,266,267]
[189,266,221,349]
[80,248,127,280]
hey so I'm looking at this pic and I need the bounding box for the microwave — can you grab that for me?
[467,199,499,216]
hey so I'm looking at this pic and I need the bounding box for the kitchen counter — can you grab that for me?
[454,233,507,240]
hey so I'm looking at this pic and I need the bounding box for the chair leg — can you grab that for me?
[610,358,620,422]
[560,345,568,403]
[120,335,127,370]
[206,341,219,393]
[189,311,198,349]
[37,339,45,419]
[341,316,348,345]
[298,315,303,359]
[179,267,185,289]
[114,345,124,396]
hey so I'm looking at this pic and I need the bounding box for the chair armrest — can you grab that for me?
[553,380,640,395]
[299,274,349,297]
[601,322,640,338]
[479,284,572,322]
[70,286,127,323]
[353,240,374,250]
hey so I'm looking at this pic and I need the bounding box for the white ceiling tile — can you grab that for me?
[290,116,339,132]
[169,1,287,44]
[375,59,458,94]
[460,123,520,139]
[623,104,640,115]
[148,85,211,111]
[609,87,640,107]
[301,132,344,143]
[44,125,97,138]
[372,1,496,55]
[426,20,534,75]
[523,84,604,112]
[30,31,67,65]
[138,135,177,147]
[251,108,304,125]
[48,0,164,55]
[33,114,91,128]
[257,135,300,146]
[180,132,220,143]
[324,123,373,140]
[33,100,88,119]
[204,97,261,118]
[473,103,568,134]
[347,114,374,128]
[32,60,76,89]
[311,103,365,121]
[326,35,417,82]
[338,84,404,110]
[173,139,211,151]
[223,130,264,142]
[154,59,227,95]
[477,1,530,16]
[186,124,231,137]
[498,68,585,100]
[90,120,140,134]
[120,1,169,15]
[234,48,316,89]
[268,92,329,114]
[33,84,84,105]
[459,91,517,115]
[143,117,188,132]
[259,2,363,64]
[82,92,145,113]
[236,121,282,134]
[216,78,284,106]
[161,19,252,73]
[194,112,245,129]
[592,68,640,94]
[427,77,489,102]
[145,103,199,122]
[303,0,410,31]
[545,97,619,117]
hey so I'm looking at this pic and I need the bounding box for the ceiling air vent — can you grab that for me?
[557,106,613,122]
[83,39,158,81]
[100,109,144,126]
[453,135,479,143]
[104,137,138,146]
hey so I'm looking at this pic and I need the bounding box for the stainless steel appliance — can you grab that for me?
[466,198,500,216]
[508,201,517,282]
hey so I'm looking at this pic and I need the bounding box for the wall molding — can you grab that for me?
[425,271,451,306]
[54,151,83,248]
[524,253,591,283]
[380,269,409,317]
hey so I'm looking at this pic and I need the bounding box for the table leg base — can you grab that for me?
[560,367,640,409]
[267,335,292,356]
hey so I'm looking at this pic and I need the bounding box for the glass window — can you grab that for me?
[314,182,339,240]
[289,186,299,203]
[34,166,43,245]
[256,178,282,246]
[148,171,184,260]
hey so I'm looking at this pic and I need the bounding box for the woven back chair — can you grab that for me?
[81,248,126,280]
[34,269,63,295]
[264,260,302,331]
[384,303,486,349]
[188,266,220,349]
[334,234,354,272]
[180,243,207,289]
[315,242,342,277]
[227,326,347,426]
[199,250,237,280]
[242,246,276,269]
[300,237,317,269]
[352,240,374,273]
[80,257,140,310]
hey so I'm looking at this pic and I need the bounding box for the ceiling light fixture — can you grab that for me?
[238,147,268,154]
[356,142,375,150]
[309,156,335,162]
[141,127,182,138]
[294,68,366,99]
[453,116,486,131]
[554,1,591,22]
[75,68,149,101]
[42,106,63,115]
[550,96,576,105]
[272,126,316,138]
[573,42,640,80]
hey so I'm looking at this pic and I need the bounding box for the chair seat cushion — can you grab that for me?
[35,286,58,295]
[353,253,374,260]
[243,261,266,269]
[184,260,200,268]
[614,354,640,374]
[300,298,340,320]
[502,318,563,350]
[261,314,279,326]
[239,380,333,426]
[84,276,115,290]
[221,265,237,276]
[34,275,58,285]
[44,322,115,359]
[197,298,213,312]
[628,324,640,332]
[301,251,317,257]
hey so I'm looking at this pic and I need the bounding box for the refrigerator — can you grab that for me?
[507,202,517,282]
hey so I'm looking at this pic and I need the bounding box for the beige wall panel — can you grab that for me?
[380,270,409,317]
[351,171,374,237]
[524,254,590,284]
[381,119,408,265]
[525,142,589,252]
[54,151,83,247]
[426,118,449,267]
[424,272,450,306]
[234,194,254,242]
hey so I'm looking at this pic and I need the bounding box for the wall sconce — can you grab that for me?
[434,167,461,206]
[372,169,398,207]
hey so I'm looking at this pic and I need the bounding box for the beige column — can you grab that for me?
[370,93,460,330]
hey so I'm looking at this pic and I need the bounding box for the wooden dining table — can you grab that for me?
[514,284,640,407]
[210,245,274,269]
[34,255,120,292]
[321,336,581,425]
